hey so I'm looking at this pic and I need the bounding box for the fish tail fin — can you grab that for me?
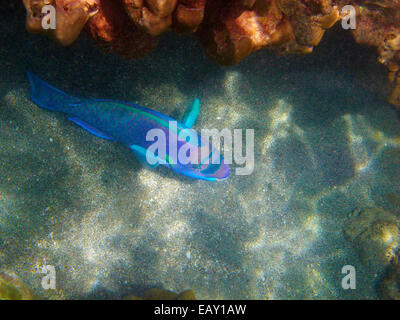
[26,71,81,113]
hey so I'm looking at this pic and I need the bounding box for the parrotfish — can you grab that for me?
[26,72,229,181]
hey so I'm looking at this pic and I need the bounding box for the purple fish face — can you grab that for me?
[197,158,230,181]
[168,137,230,181]
[171,153,230,181]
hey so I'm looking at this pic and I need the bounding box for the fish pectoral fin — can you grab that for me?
[68,117,115,140]
[130,144,168,169]
[182,98,200,128]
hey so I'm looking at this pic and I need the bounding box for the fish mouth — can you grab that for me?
[199,161,230,181]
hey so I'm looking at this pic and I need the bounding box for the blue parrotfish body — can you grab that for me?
[26,72,229,181]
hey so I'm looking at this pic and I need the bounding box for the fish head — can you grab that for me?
[170,138,230,181]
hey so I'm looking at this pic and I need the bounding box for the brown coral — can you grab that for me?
[23,0,99,45]
[197,0,290,65]
[173,0,206,33]
[87,0,157,58]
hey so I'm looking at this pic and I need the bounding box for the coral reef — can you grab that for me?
[87,0,157,58]
[21,0,400,110]
[198,0,339,65]
[344,207,399,271]
[23,0,99,46]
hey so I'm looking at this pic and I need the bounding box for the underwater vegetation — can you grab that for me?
[22,0,400,110]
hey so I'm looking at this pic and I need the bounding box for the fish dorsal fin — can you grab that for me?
[130,144,168,169]
[182,98,200,128]
[68,117,115,140]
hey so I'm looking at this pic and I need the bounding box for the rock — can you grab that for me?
[23,0,99,46]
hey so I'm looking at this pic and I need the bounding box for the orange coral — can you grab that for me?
[173,0,206,33]
[197,0,289,65]
[347,1,400,111]
[197,0,340,65]
[122,0,177,36]
[23,0,98,45]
